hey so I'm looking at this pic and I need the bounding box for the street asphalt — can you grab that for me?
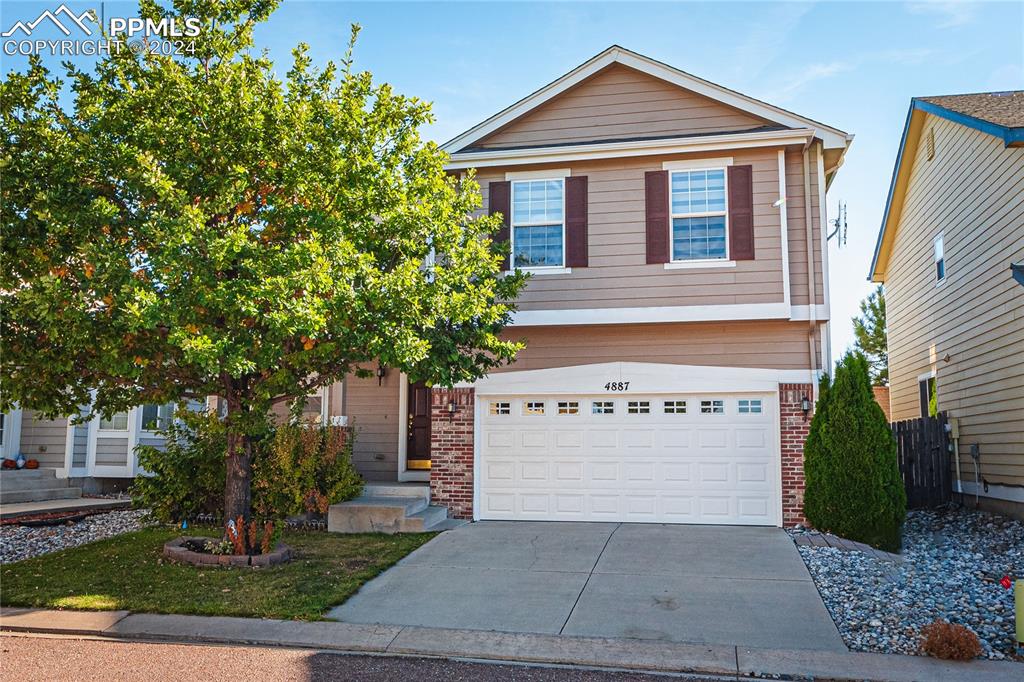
[0,635,726,682]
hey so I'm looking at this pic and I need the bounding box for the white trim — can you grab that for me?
[472,395,482,522]
[458,361,814,395]
[397,374,428,483]
[788,304,830,321]
[662,156,733,170]
[85,405,98,475]
[824,321,833,375]
[507,267,572,276]
[663,260,735,270]
[127,407,140,476]
[510,176,567,271]
[668,166,730,264]
[815,146,830,318]
[778,150,792,308]
[441,46,850,154]
[446,129,814,170]
[0,406,22,460]
[510,302,829,326]
[959,481,1024,504]
[505,168,571,180]
[917,369,937,381]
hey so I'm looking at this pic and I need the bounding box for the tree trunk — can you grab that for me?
[224,425,252,524]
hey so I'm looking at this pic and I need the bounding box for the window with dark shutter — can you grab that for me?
[488,180,511,270]
[645,170,669,264]
[565,176,588,267]
[727,164,755,260]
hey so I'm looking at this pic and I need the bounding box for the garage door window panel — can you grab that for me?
[738,399,762,414]
[592,401,615,415]
[700,400,725,414]
[627,401,650,414]
[664,400,687,414]
[489,401,511,415]
[557,401,580,415]
[523,401,546,416]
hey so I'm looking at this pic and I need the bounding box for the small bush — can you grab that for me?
[133,410,226,523]
[132,414,363,524]
[803,352,907,551]
[253,423,363,519]
[920,620,982,660]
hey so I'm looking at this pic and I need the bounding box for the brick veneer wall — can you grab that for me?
[780,383,814,528]
[429,387,475,520]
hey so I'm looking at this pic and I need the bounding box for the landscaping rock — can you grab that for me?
[790,508,1023,660]
[0,509,152,564]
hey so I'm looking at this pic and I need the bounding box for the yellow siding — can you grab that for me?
[885,114,1024,487]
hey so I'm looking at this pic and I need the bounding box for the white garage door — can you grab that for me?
[479,393,779,525]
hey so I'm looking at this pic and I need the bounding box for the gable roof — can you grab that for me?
[441,45,852,155]
[868,92,1024,282]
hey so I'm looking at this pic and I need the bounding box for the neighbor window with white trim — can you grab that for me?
[512,179,564,268]
[670,169,727,261]
[99,412,129,431]
[141,403,175,431]
[738,399,762,414]
[933,234,945,283]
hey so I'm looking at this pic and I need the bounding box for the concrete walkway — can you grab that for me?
[2,608,1021,681]
[0,497,131,520]
[329,521,845,651]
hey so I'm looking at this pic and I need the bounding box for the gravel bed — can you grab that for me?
[0,509,153,564]
[791,508,1023,660]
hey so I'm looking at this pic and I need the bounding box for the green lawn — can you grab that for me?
[0,526,435,620]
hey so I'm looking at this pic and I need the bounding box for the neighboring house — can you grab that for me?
[3,46,851,527]
[869,91,1024,519]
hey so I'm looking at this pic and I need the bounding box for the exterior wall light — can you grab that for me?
[801,396,812,416]
[376,365,386,386]
[447,400,458,416]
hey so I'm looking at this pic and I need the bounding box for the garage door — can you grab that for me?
[479,393,779,525]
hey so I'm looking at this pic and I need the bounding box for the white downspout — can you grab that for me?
[802,142,818,392]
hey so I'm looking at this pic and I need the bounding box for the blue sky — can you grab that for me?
[3,1,1022,365]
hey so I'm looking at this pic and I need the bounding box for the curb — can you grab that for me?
[2,608,1022,682]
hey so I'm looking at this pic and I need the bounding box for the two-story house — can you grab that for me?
[869,91,1024,519]
[2,47,851,529]
[337,46,850,528]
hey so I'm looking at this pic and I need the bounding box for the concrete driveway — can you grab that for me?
[328,522,845,651]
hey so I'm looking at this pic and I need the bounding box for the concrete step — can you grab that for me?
[1,473,69,494]
[1,487,82,504]
[327,495,429,534]
[399,505,449,532]
[0,496,130,520]
[362,483,430,501]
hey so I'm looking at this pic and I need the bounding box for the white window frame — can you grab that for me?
[933,233,945,286]
[626,400,651,414]
[97,411,130,433]
[591,400,615,415]
[523,400,546,416]
[700,399,725,415]
[668,165,730,266]
[139,403,176,434]
[488,401,511,416]
[557,401,580,415]
[509,176,567,272]
[738,399,763,414]
[663,400,687,414]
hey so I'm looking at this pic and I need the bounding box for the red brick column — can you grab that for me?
[430,387,475,520]
[779,383,814,528]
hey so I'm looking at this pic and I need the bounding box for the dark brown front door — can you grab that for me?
[407,380,431,470]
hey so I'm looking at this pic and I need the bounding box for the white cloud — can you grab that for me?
[906,1,977,28]
[769,61,854,101]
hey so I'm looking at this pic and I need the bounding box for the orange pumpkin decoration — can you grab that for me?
[25,459,39,470]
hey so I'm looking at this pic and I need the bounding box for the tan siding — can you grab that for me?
[18,411,67,468]
[95,437,129,467]
[476,64,770,149]
[473,146,824,311]
[885,114,1024,487]
[344,372,401,482]
[496,321,820,372]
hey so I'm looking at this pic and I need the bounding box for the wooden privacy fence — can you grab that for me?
[891,412,951,509]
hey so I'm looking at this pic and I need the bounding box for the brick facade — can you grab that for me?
[779,383,814,528]
[429,387,475,520]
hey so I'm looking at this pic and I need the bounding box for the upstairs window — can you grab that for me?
[512,179,564,268]
[670,169,727,261]
[99,412,129,431]
[141,403,175,431]
[934,234,945,283]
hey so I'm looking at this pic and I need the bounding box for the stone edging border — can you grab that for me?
[163,537,293,567]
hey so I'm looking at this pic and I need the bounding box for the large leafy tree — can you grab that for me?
[852,285,887,386]
[1,0,525,521]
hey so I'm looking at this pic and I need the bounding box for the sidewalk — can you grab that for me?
[2,607,1021,681]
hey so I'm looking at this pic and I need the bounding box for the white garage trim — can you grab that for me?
[461,362,812,395]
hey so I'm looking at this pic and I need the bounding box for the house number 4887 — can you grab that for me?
[604,381,630,391]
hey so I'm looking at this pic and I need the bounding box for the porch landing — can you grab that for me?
[328,484,465,534]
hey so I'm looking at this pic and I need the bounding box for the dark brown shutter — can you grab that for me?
[565,176,588,267]
[489,180,511,270]
[728,165,755,260]
[645,170,669,264]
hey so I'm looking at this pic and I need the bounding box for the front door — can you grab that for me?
[407,380,431,470]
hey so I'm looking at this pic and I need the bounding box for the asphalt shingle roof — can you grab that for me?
[918,91,1024,129]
